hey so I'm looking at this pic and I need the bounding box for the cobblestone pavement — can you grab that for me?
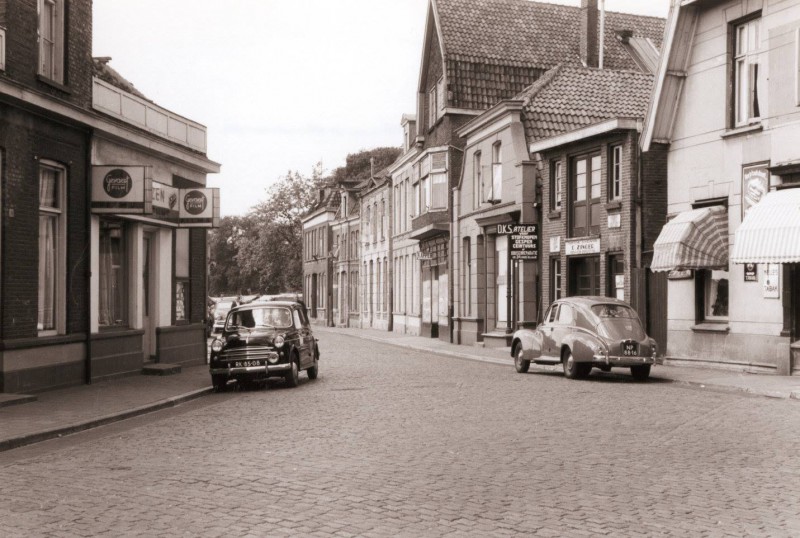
[1,331,800,537]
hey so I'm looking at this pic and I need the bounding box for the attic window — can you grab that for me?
[38,0,65,84]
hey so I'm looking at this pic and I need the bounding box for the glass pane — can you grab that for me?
[576,160,586,175]
[750,20,759,51]
[40,167,58,208]
[576,177,586,202]
[38,214,56,330]
[737,25,747,55]
[706,270,730,318]
[736,59,747,123]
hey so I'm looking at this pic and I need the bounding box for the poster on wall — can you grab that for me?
[91,165,152,214]
[742,163,770,220]
[175,281,186,321]
[744,263,758,282]
[763,264,780,299]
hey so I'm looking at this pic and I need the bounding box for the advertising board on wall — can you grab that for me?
[90,165,152,214]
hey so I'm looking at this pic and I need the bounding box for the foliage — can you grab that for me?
[330,146,402,184]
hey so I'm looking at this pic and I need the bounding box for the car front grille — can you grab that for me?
[220,346,279,362]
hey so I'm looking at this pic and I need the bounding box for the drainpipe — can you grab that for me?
[84,134,92,385]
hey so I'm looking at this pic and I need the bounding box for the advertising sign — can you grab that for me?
[565,237,601,256]
[497,224,538,261]
[550,236,561,254]
[763,264,780,299]
[91,165,151,214]
[744,263,758,282]
[152,182,180,222]
[742,164,769,219]
[179,188,220,227]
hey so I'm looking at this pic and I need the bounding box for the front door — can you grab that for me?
[569,256,600,296]
[142,232,157,361]
[496,235,509,330]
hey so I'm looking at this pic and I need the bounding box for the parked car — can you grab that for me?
[511,297,657,380]
[209,300,319,390]
[211,299,239,334]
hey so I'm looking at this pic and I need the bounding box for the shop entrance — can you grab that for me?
[142,232,157,361]
[568,256,600,296]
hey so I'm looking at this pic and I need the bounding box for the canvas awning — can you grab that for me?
[731,188,800,264]
[651,206,728,272]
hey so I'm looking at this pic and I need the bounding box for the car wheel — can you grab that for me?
[514,345,530,374]
[307,356,319,380]
[562,349,590,380]
[285,356,300,388]
[630,364,651,381]
[211,374,228,392]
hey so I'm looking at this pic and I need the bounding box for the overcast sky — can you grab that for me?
[93,0,670,217]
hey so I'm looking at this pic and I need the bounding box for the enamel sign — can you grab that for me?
[91,165,151,214]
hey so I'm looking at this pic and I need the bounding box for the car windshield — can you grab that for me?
[226,307,293,330]
[591,304,646,340]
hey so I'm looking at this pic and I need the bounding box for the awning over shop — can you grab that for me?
[651,206,728,272]
[731,188,800,264]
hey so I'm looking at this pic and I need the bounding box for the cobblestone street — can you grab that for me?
[2,331,800,537]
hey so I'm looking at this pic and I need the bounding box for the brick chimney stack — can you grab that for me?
[580,0,599,68]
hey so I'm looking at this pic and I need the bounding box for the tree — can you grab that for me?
[330,146,402,184]
[208,215,260,295]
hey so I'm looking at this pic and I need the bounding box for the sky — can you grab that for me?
[93,0,670,217]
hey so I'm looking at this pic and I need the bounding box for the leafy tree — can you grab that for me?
[207,215,260,295]
[330,146,401,184]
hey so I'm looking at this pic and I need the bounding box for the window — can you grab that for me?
[372,202,378,243]
[38,0,65,84]
[556,304,574,325]
[99,219,128,328]
[175,229,190,322]
[473,152,482,209]
[609,145,622,201]
[551,257,562,302]
[733,17,761,126]
[551,160,563,211]
[428,85,437,128]
[380,200,385,240]
[420,176,428,213]
[697,269,730,321]
[431,172,447,209]
[38,162,65,333]
[463,237,472,316]
[491,142,502,202]
[570,153,602,237]
[608,254,624,300]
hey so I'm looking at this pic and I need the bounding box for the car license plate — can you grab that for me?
[233,360,263,368]
[622,342,638,356]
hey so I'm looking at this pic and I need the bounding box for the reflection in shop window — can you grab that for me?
[702,269,729,320]
[99,219,128,327]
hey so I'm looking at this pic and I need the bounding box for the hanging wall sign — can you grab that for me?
[744,263,758,282]
[179,188,220,228]
[91,165,152,214]
[763,263,780,299]
[152,182,180,222]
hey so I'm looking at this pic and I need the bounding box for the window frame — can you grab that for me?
[98,218,130,330]
[38,160,66,335]
[609,145,622,201]
[473,151,482,209]
[550,159,563,212]
[550,257,562,302]
[695,268,730,323]
[38,0,65,84]
[491,142,502,202]
[569,152,602,237]
[731,14,762,127]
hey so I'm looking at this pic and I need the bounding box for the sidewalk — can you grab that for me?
[2,327,800,453]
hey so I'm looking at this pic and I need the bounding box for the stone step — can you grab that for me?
[482,331,513,349]
[0,393,37,408]
[142,363,182,376]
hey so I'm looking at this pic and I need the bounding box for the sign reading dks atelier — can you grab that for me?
[91,165,219,227]
[496,224,539,261]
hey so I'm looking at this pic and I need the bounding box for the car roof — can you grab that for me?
[553,296,634,310]
[231,301,298,310]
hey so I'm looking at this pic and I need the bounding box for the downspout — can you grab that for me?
[84,133,93,385]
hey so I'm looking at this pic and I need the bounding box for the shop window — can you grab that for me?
[732,16,761,127]
[38,0,65,84]
[609,145,622,201]
[550,160,563,212]
[569,153,601,237]
[99,219,128,328]
[696,269,730,322]
[551,257,562,302]
[38,162,66,334]
[175,228,190,322]
[608,254,625,300]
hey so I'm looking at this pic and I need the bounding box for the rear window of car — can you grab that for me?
[591,304,645,340]
[216,301,234,311]
[227,307,293,329]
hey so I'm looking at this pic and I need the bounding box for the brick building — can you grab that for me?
[359,168,392,331]
[0,0,220,393]
[329,182,361,327]
[302,189,337,325]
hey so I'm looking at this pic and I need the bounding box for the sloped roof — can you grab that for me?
[433,0,665,110]
[519,64,654,143]
[92,57,150,101]
[436,0,665,70]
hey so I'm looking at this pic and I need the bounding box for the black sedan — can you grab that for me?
[209,301,319,390]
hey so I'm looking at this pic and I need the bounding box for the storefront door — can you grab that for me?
[568,256,600,296]
[496,235,508,329]
[142,232,157,361]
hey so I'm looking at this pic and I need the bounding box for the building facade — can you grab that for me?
[359,171,392,331]
[644,0,800,374]
[330,184,361,327]
[0,0,220,393]
[302,190,337,325]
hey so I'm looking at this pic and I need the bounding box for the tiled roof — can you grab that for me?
[519,65,654,143]
[92,57,150,101]
[435,0,665,110]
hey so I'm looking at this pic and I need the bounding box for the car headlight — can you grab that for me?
[273,335,285,348]
[211,339,224,353]
[268,355,279,364]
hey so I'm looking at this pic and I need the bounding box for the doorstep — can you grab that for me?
[482,331,513,349]
[142,363,182,376]
[0,392,37,408]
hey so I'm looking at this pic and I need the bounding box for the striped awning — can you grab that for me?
[731,188,800,264]
[651,206,728,272]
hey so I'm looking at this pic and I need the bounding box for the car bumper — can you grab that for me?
[592,354,656,367]
[210,363,292,376]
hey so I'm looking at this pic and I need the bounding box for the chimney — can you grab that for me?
[580,0,599,68]
[370,157,375,178]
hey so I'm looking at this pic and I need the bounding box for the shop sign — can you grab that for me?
[91,165,151,214]
[179,188,220,228]
[608,213,621,229]
[550,236,561,254]
[565,237,600,256]
[152,182,180,222]
[744,263,758,282]
[742,163,770,219]
[763,263,780,299]
[668,269,693,280]
[497,224,538,261]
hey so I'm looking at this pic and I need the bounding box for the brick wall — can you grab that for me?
[189,228,207,323]
[3,0,93,109]
[0,105,90,340]
[640,143,668,267]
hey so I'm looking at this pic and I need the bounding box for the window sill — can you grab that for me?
[721,123,762,139]
[36,74,70,94]
[691,322,729,333]
[548,210,562,220]
[605,200,622,210]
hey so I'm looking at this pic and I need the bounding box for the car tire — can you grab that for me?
[630,364,651,381]
[307,356,319,380]
[211,374,228,392]
[514,345,530,374]
[562,349,590,380]
[285,356,300,388]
